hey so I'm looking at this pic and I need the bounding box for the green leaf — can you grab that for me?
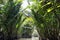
[47,7,53,12]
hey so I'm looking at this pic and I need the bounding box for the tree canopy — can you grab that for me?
[0,0,60,40]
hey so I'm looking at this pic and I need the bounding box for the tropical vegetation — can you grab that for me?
[0,0,60,40]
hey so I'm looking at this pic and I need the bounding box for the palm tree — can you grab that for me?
[0,0,26,40]
[30,0,60,40]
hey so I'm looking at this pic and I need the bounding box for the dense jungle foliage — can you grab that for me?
[0,0,60,40]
